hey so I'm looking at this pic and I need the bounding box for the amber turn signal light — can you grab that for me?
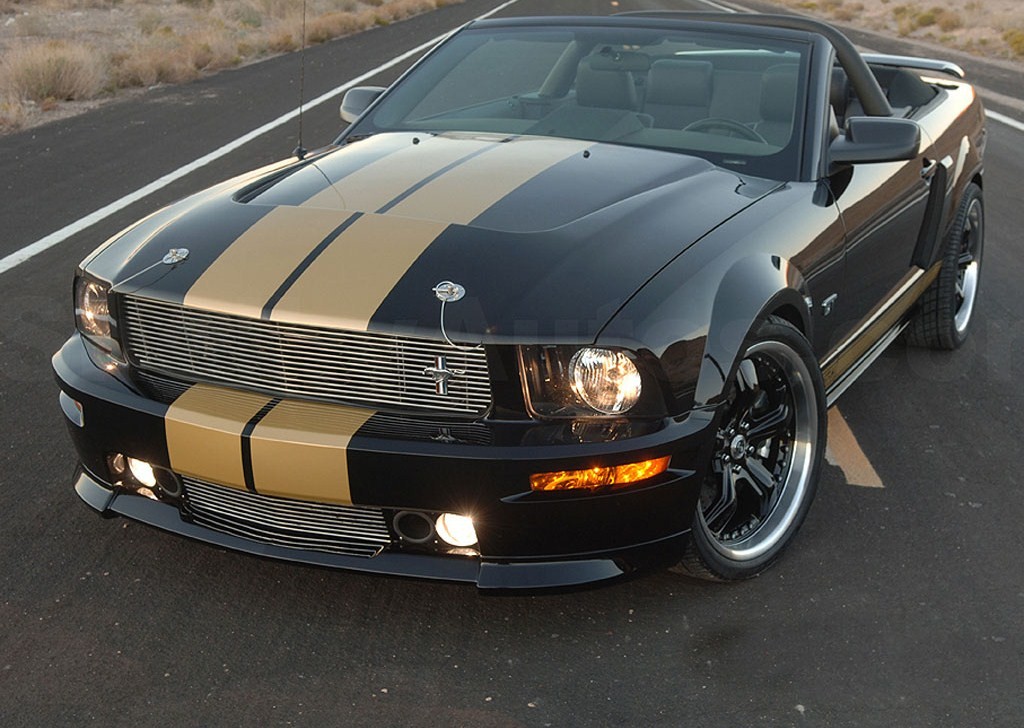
[530,456,671,492]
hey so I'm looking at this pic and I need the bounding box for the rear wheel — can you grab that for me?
[906,182,984,350]
[674,316,826,581]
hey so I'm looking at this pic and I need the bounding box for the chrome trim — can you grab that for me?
[121,296,491,414]
[423,355,465,396]
[432,281,466,303]
[821,269,924,370]
[826,322,907,406]
[162,248,189,265]
[861,53,965,80]
[183,478,392,557]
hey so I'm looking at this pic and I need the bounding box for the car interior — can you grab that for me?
[365,31,945,180]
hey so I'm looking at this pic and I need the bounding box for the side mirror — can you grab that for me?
[340,86,386,124]
[829,116,921,165]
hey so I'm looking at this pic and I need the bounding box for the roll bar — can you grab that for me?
[616,11,894,117]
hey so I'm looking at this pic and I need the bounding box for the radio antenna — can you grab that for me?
[293,0,308,160]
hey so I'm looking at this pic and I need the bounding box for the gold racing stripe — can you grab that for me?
[822,262,942,388]
[267,140,591,328]
[165,384,274,491]
[248,399,375,505]
[385,138,592,224]
[184,206,356,319]
[301,134,500,213]
[268,213,449,330]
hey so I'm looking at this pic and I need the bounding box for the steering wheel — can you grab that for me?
[683,118,767,144]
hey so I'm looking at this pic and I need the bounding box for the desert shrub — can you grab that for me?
[307,11,365,43]
[1005,28,1024,57]
[914,9,936,27]
[832,2,864,22]
[113,33,199,86]
[0,94,27,130]
[2,41,106,101]
[891,4,913,19]
[138,9,166,35]
[936,9,962,32]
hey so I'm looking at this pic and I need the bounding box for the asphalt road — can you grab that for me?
[1,0,1022,725]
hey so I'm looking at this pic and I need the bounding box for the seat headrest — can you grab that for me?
[760,64,799,122]
[646,60,714,107]
[576,57,638,111]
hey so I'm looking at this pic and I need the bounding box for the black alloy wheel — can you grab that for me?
[676,316,826,581]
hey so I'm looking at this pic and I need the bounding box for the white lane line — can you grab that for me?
[826,407,884,488]
[0,0,522,278]
[987,109,1024,133]
[693,0,739,12]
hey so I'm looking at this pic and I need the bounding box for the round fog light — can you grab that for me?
[127,457,157,488]
[435,513,477,548]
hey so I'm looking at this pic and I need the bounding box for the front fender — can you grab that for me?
[695,255,811,408]
[599,249,812,416]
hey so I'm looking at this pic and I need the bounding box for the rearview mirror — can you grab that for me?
[340,86,386,124]
[829,116,921,165]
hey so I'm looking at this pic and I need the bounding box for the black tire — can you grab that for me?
[674,316,827,581]
[906,182,984,350]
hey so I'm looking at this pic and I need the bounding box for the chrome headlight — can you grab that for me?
[74,274,123,361]
[569,348,642,414]
[519,345,660,418]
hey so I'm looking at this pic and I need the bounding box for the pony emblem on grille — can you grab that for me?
[424,355,465,396]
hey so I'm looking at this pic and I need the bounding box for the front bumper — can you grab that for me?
[54,334,712,589]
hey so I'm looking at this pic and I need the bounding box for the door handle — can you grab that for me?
[921,158,938,178]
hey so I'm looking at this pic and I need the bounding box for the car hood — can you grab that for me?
[89,132,779,343]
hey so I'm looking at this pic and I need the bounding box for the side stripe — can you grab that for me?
[248,399,376,505]
[822,262,942,388]
[165,384,274,491]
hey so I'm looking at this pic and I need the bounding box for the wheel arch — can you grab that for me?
[694,254,813,409]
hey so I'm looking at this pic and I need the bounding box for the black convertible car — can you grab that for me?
[54,12,986,588]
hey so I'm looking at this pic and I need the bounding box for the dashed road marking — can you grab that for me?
[826,407,884,488]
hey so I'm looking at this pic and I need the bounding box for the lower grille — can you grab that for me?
[135,371,191,403]
[183,478,392,557]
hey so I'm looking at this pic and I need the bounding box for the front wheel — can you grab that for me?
[675,316,827,581]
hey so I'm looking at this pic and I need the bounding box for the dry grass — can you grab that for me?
[772,0,1024,61]
[112,28,241,86]
[0,0,463,131]
[1,40,106,101]
[0,93,27,130]
[1005,28,1024,57]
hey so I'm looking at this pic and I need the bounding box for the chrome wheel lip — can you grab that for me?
[698,339,818,562]
[954,198,983,336]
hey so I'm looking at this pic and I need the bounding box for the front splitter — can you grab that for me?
[73,469,685,590]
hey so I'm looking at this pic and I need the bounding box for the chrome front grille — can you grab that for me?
[121,296,491,414]
[183,478,392,557]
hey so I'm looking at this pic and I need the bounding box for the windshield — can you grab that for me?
[346,24,811,180]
